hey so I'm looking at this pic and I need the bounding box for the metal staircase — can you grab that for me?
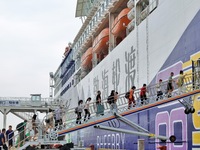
[6,70,200,149]
[37,75,200,143]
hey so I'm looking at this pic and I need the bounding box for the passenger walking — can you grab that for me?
[0,128,7,150]
[6,125,14,149]
[114,91,119,112]
[167,72,175,97]
[128,86,136,109]
[45,109,54,131]
[107,90,117,113]
[76,100,84,124]
[140,84,147,105]
[84,97,91,121]
[96,91,104,116]
[156,79,163,101]
[32,114,38,135]
[194,58,200,88]
[54,106,63,127]
[16,120,27,148]
[177,70,187,94]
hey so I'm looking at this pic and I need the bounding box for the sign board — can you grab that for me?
[0,100,20,107]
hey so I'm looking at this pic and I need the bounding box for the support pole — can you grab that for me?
[3,109,7,128]
[94,125,168,141]
[114,113,149,133]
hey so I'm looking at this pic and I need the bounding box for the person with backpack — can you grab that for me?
[128,86,136,109]
[84,97,91,122]
[76,100,84,124]
[114,91,119,112]
[167,72,175,97]
[96,90,104,116]
[45,109,54,132]
[107,90,116,113]
[156,79,163,101]
[16,120,27,148]
[140,84,147,105]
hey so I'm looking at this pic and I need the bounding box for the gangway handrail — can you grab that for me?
[56,88,200,137]
[64,72,196,122]
[8,120,31,149]
[11,72,199,149]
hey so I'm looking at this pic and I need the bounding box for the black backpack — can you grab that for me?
[75,107,78,114]
[125,92,130,99]
[107,95,114,104]
[16,122,24,131]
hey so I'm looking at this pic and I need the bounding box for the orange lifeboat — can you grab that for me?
[81,47,93,70]
[111,8,131,38]
[92,28,109,54]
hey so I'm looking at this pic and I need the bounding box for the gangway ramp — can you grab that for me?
[9,73,200,149]
[10,87,199,150]
[58,89,200,137]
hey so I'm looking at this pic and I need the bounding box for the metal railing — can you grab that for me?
[11,72,200,149]
[62,72,200,129]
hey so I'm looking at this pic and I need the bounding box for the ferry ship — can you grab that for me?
[52,0,200,150]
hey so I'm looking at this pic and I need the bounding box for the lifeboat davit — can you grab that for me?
[81,47,93,70]
[92,28,109,54]
[111,8,131,38]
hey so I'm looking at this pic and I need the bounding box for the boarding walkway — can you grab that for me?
[0,94,61,128]
[11,72,200,150]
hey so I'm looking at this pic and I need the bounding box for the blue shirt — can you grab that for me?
[6,130,14,140]
[0,133,5,145]
[55,108,61,120]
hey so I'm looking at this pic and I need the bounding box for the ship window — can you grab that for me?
[159,124,167,143]
[136,0,158,25]
[174,122,183,145]
[136,0,149,24]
